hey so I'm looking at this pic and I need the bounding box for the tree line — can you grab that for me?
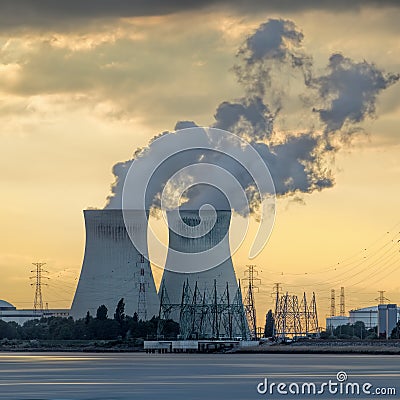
[0,298,179,341]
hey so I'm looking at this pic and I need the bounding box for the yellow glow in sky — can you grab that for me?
[0,4,399,327]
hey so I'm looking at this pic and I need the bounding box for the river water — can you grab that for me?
[0,352,398,399]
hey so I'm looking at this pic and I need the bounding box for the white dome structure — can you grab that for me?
[0,300,16,310]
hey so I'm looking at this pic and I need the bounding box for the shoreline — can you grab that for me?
[1,346,400,355]
[233,345,400,355]
[0,348,399,355]
[1,339,400,355]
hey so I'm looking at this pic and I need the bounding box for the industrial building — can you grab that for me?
[349,306,379,329]
[70,210,160,319]
[378,304,398,339]
[0,300,69,325]
[326,305,400,333]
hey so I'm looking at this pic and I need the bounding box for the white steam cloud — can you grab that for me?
[105,18,398,211]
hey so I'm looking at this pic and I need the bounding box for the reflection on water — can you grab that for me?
[0,353,398,400]
[0,355,110,361]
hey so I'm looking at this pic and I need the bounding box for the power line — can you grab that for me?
[277,237,400,289]
[274,291,319,339]
[340,287,345,316]
[330,289,336,317]
[30,262,49,312]
[243,265,261,339]
[136,254,149,321]
[259,226,400,289]
[375,291,390,305]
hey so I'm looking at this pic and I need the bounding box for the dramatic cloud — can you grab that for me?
[311,53,399,134]
[234,19,312,100]
[0,0,398,31]
[105,19,398,213]
[0,28,233,128]
[213,97,274,142]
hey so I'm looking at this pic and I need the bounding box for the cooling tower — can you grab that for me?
[71,210,159,319]
[160,210,239,306]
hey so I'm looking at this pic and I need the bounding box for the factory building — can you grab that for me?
[70,210,160,319]
[349,306,379,329]
[0,300,69,325]
[326,305,400,334]
[378,304,398,339]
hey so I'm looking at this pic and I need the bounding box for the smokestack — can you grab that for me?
[160,210,239,307]
[71,210,159,319]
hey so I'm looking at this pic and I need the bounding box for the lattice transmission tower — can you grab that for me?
[330,289,336,317]
[158,280,249,340]
[243,265,261,340]
[375,290,390,305]
[273,283,282,314]
[274,292,319,339]
[340,287,345,316]
[136,254,149,321]
[30,262,48,313]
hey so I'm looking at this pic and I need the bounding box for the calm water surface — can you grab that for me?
[0,352,398,399]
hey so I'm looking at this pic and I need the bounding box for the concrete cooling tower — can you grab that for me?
[71,210,159,320]
[160,210,239,305]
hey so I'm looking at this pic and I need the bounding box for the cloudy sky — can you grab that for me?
[0,1,399,323]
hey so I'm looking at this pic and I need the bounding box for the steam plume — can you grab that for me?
[105,19,398,212]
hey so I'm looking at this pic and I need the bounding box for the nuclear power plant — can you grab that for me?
[70,209,244,335]
[7,207,397,346]
[2,207,399,348]
[70,210,160,319]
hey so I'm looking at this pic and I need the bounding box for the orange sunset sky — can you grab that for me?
[0,1,399,326]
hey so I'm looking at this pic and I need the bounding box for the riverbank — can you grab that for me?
[2,338,400,354]
[234,340,400,355]
[235,345,400,354]
[0,338,143,352]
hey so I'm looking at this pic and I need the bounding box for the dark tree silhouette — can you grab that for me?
[85,311,92,325]
[264,309,275,337]
[333,321,367,339]
[0,320,19,339]
[96,305,108,320]
[391,321,400,339]
[114,298,125,325]
[0,305,179,342]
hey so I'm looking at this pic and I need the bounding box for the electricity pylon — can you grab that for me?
[30,262,48,313]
